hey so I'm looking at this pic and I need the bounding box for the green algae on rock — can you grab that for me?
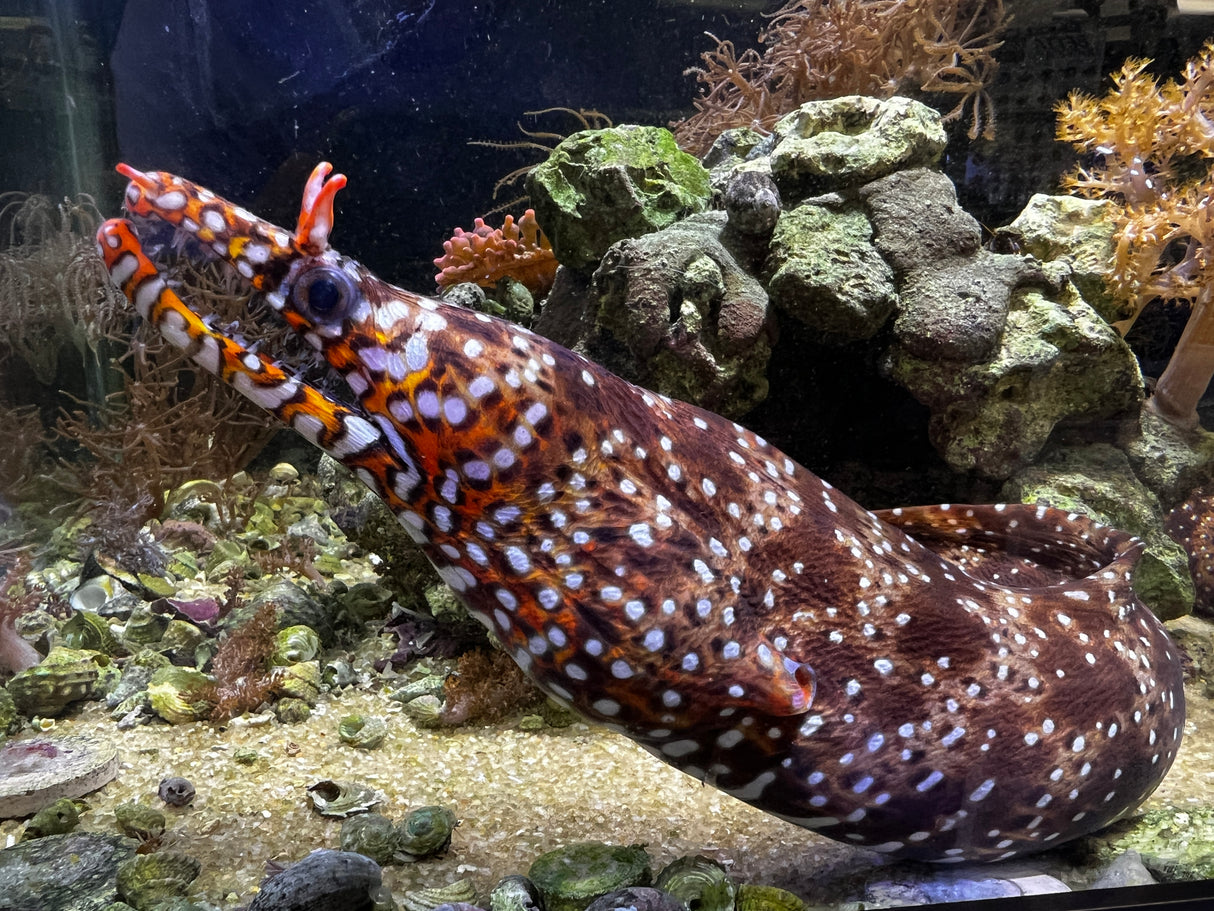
[527,125,712,270]
[1001,443,1195,620]
[114,801,167,842]
[764,202,896,340]
[765,96,948,194]
[116,851,202,910]
[998,194,1123,323]
[20,796,81,839]
[1082,806,1214,882]
[887,282,1144,479]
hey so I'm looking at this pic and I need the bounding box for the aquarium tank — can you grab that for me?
[7,0,1214,908]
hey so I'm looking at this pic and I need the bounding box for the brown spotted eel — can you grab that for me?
[96,162,1184,862]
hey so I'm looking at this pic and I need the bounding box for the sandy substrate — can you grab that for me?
[1,677,1211,908]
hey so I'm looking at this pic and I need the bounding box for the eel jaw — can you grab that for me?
[113,162,348,290]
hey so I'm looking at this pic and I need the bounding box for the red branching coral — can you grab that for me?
[208,601,278,721]
[673,0,1008,155]
[1056,41,1214,428]
[438,648,544,725]
[434,209,557,296]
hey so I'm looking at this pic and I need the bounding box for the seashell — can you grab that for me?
[115,801,166,841]
[585,888,686,911]
[146,666,215,724]
[157,619,206,657]
[0,735,120,819]
[338,714,388,750]
[122,604,169,646]
[397,805,458,860]
[340,812,401,866]
[529,843,652,911]
[400,693,444,728]
[269,462,301,484]
[69,576,126,614]
[7,650,99,717]
[104,649,170,710]
[21,797,81,840]
[400,878,478,911]
[60,609,120,655]
[489,875,546,911]
[390,674,447,704]
[307,779,384,818]
[12,609,56,650]
[271,660,322,704]
[654,855,736,911]
[323,658,357,689]
[248,849,384,911]
[248,580,329,637]
[115,851,201,908]
[734,884,807,911]
[157,776,196,807]
[272,625,321,665]
[274,697,313,724]
[339,581,396,623]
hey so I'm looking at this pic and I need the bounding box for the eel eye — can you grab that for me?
[290,264,357,324]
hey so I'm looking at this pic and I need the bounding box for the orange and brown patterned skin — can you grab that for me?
[97,163,1184,862]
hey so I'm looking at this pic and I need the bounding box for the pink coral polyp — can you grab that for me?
[434,209,557,296]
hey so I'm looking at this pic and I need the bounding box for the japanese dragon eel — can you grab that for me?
[97,162,1184,862]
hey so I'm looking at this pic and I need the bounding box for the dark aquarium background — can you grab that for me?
[4,1,1214,909]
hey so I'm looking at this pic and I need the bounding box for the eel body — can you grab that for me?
[96,163,1184,861]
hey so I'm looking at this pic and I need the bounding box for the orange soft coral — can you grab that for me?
[433,209,557,297]
[1056,41,1214,428]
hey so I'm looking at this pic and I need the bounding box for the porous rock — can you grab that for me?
[766,96,948,196]
[527,125,712,270]
[541,212,773,418]
[860,167,982,272]
[892,251,1054,363]
[998,193,1123,323]
[764,202,896,340]
[887,284,1144,479]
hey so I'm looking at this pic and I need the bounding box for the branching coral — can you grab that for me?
[438,647,544,725]
[434,209,558,296]
[0,403,48,505]
[1056,41,1214,428]
[673,0,1007,155]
